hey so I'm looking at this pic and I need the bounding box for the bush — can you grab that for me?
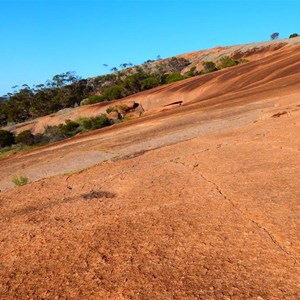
[116,104,129,112]
[0,129,15,148]
[289,33,299,38]
[185,66,198,77]
[12,175,29,186]
[33,133,50,144]
[64,119,80,132]
[106,106,118,114]
[58,119,80,137]
[90,115,110,129]
[42,126,66,142]
[15,130,34,145]
[165,72,186,84]
[202,61,218,73]
[85,95,105,105]
[77,115,110,130]
[141,77,160,90]
[217,56,239,69]
[77,117,92,130]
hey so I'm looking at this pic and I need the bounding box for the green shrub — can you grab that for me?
[42,126,66,142]
[165,72,186,84]
[64,119,80,132]
[90,115,110,129]
[141,77,160,90]
[58,119,81,137]
[77,117,92,130]
[33,133,50,144]
[12,175,29,186]
[77,115,110,130]
[202,61,218,73]
[15,130,34,145]
[85,95,105,105]
[289,33,299,38]
[0,129,15,148]
[106,106,118,114]
[185,66,198,77]
[116,104,128,112]
[217,56,239,69]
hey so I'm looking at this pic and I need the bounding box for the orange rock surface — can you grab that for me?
[0,40,300,299]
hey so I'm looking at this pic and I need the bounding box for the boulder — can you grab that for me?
[107,111,120,121]
[126,101,137,110]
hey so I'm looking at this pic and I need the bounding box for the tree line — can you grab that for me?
[0,54,250,128]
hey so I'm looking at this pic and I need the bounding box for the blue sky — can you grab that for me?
[1,0,299,95]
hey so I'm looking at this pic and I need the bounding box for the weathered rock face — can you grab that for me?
[125,101,137,110]
[107,111,120,122]
[110,102,140,119]
[1,41,300,299]
[125,111,141,119]
[134,104,144,116]
[1,99,300,299]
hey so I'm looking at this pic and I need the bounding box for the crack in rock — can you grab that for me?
[170,159,299,264]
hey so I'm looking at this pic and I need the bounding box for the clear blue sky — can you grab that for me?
[1,0,299,95]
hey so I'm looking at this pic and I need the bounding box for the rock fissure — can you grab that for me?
[170,159,299,263]
[196,170,297,262]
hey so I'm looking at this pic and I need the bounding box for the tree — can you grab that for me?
[123,72,146,93]
[120,63,128,70]
[51,71,80,88]
[0,98,8,126]
[271,32,279,40]
[289,33,299,38]
[110,67,118,73]
[101,85,124,100]
[167,57,190,72]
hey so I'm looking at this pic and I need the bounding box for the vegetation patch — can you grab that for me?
[0,54,250,128]
[12,175,30,187]
[15,130,35,145]
[0,113,112,158]
[217,56,239,69]
[0,129,15,147]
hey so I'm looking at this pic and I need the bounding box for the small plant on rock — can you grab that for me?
[12,175,29,186]
[217,56,239,69]
[106,106,118,114]
[202,61,218,73]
